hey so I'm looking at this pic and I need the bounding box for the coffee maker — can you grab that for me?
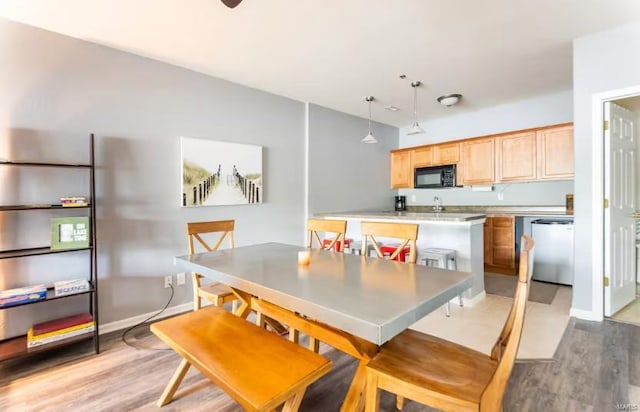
[394,195,406,211]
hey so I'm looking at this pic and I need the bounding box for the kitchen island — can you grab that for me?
[315,211,487,305]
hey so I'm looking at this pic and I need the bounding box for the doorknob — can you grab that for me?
[632,213,640,219]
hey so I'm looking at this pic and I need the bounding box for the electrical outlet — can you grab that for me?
[410,195,416,202]
[498,192,504,201]
[164,275,173,288]
[176,272,186,286]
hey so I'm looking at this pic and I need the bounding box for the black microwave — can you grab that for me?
[414,164,457,188]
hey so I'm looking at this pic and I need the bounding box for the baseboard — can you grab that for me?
[460,291,486,307]
[99,302,193,335]
[569,307,603,321]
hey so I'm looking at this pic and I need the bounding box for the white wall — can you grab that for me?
[0,18,307,337]
[308,104,398,215]
[573,20,640,314]
[398,91,574,206]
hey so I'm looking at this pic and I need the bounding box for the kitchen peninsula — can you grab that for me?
[315,211,487,305]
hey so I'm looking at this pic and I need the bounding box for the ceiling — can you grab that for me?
[1,0,640,127]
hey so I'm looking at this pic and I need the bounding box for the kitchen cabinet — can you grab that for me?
[391,122,573,187]
[484,215,516,275]
[390,150,412,189]
[432,142,459,165]
[411,147,432,167]
[460,137,494,185]
[495,131,537,182]
[537,124,574,180]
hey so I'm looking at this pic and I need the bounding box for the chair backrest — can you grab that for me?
[360,221,419,263]
[482,235,534,409]
[186,220,235,254]
[307,219,347,251]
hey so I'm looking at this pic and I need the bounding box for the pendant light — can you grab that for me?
[361,96,378,144]
[407,81,425,135]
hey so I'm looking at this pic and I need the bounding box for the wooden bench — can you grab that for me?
[151,305,333,411]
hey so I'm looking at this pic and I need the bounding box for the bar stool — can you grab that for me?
[322,237,352,252]
[380,244,410,262]
[350,240,376,256]
[420,248,463,317]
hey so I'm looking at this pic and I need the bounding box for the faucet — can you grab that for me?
[433,196,443,212]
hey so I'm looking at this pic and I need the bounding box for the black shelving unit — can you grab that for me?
[0,134,99,362]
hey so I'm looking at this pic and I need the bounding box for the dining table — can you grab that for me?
[174,242,473,411]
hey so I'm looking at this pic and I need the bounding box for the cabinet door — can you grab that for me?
[491,216,516,272]
[432,143,460,165]
[495,131,537,182]
[483,217,493,266]
[390,150,412,189]
[460,138,495,185]
[412,147,432,167]
[537,125,574,180]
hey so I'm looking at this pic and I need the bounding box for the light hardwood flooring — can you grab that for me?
[1,315,639,411]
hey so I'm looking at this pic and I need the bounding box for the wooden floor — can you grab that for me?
[1,317,638,411]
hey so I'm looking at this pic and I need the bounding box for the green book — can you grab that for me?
[51,217,90,250]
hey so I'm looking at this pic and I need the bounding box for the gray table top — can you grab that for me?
[174,242,473,345]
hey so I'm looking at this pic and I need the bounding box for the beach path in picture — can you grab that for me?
[181,137,263,207]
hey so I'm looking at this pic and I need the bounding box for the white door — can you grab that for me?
[604,101,637,316]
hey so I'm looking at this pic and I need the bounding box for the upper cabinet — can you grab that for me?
[390,150,412,189]
[460,137,495,185]
[495,131,537,182]
[390,122,574,189]
[432,142,460,165]
[537,124,574,180]
[412,146,433,168]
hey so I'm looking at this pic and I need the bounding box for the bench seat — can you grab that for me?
[151,305,332,411]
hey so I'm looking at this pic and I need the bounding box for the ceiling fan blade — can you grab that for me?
[221,0,242,8]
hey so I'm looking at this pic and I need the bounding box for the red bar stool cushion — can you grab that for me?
[322,237,351,251]
[380,244,410,262]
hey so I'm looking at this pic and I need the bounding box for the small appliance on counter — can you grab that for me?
[394,195,407,211]
[566,194,574,214]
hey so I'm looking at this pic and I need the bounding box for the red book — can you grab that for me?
[32,313,94,336]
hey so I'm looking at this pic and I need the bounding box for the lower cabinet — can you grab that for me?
[484,215,517,276]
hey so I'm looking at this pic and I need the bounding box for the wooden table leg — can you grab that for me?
[340,359,369,412]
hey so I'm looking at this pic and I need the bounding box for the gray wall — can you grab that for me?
[0,18,308,336]
[308,104,398,215]
[573,21,640,313]
[398,90,574,207]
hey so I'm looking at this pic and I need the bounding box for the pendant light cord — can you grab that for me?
[368,99,372,134]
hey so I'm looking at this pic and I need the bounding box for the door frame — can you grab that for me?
[592,84,640,319]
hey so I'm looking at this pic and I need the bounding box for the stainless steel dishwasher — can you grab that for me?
[530,219,574,285]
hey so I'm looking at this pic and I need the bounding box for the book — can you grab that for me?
[0,284,47,308]
[51,216,90,250]
[60,196,88,207]
[27,324,95,348]
[28,321,95,340]
[32,313,94,336]
[54,279,90,296]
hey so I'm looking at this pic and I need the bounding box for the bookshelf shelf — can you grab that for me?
[0,284,95,310]
[0,333,94,362]
[0,204,91,212]
[0,134,99,362]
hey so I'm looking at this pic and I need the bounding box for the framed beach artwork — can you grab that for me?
[180,137,263,207]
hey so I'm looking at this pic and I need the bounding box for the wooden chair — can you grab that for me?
[187,220,237,311]
[360,221,419,264]
[307,218,348,251]
[364,235,535,412]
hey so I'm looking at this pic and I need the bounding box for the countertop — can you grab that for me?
[406,205,573,217]
[315,210,486,222]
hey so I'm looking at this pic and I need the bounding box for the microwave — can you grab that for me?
[414,164,457,188]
